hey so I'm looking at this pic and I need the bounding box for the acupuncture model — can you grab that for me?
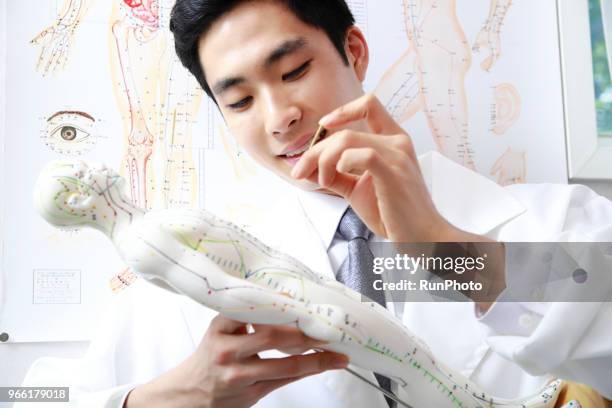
[34,160,578,408]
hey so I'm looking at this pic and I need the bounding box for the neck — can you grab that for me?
[91,188,146,242]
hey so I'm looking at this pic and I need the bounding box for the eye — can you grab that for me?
[227,96,253,110]
[44,111,97,156]
[49,124,90,142]
[282,59,312,81]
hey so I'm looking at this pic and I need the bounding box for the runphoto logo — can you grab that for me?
[372,253,487,275]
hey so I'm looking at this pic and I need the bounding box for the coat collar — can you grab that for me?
[296,189,348,251]
[418,150,526,236]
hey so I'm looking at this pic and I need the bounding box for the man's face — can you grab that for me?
[198,1,367,191]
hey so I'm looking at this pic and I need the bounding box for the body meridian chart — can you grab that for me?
[109,0,204,210]
[374,0,519,178]
[33,160,580,408]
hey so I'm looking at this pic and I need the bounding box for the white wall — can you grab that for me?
[0,4,88,406]
[0,0,7,323]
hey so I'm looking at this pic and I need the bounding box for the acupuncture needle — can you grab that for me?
[308,124,328,150]
[344,367,414,408]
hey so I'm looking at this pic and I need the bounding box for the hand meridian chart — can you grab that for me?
[31,0,94,75]
[34,160,579,408]
[472,0,513,72]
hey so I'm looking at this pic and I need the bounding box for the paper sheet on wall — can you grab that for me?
[0,0,567,342]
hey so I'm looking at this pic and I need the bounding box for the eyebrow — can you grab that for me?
[211,37,308,96]
[47,110,95,122]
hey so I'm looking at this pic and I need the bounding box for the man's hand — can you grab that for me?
[124,314,349,408]
[291,93,458,242]
[290,94,508,309]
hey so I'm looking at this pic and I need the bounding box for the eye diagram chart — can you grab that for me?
[41,110,100,156]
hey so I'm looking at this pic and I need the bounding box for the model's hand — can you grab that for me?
[124,314,348,408]
[291,93,455,242]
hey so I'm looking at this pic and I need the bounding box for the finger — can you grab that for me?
[246,374,310,402]
[52,36,70,73]
[350,171,387,237]
[291,129,351,180]
[36,45,53,74]
[292,130,397,181]
[31,27,52,45]
[44,46,61,75]
[211,313,248,334]
[336,147,395,181]
[315,131,370,186]
[49,48,63,74]
[304,170,359,199]
[320,93,405,135]
[490,155,503,174]
[235,326,328,359]
[244,351,348,382]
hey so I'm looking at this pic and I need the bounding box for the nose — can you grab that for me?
[262,89,302,138]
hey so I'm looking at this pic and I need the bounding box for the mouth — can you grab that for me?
[278,126,329,163]
[277,132,315,164]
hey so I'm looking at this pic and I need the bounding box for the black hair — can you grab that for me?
[170,0,356,102]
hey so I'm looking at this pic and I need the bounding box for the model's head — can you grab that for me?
[34,160,127,229]
[170,0,369,189]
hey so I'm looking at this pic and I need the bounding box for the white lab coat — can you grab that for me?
[17,151,612,407]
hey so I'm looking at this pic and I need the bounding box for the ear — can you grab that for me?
[491,83,522,135]
[344,26,369,82]
[66,191,95,211]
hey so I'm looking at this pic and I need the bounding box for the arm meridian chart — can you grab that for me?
[34,160,579,408]
[473,0,513,72]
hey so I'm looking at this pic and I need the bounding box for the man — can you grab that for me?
[19,1,612,407]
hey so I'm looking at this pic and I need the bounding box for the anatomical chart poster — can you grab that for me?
[0,0,567,341]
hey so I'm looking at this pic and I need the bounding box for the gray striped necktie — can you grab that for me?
[336,207,396,408]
